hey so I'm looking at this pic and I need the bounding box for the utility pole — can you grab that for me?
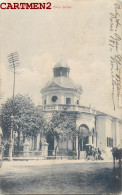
[8,52,19,161]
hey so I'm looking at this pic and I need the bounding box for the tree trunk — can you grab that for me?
[17,131,20,151]
[81,139,83,151]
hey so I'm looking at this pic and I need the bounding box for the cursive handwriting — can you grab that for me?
[110,3,121,31]
[110,55,121,109]
[109,33,121,52]
[109,3,121,110]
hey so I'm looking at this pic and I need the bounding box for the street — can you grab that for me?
[0,160,121,194]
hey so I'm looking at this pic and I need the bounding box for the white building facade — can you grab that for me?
[32,60,122,160]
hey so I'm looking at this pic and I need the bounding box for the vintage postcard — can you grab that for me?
[0,0,122,194]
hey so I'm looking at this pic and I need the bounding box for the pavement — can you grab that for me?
[0,160,121,194]
[3,156,114,162]
[0,159,113,170]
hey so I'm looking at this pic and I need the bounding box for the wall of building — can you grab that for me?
[105,117,113,159]
[58,140,67,150]
[42,89,80,105]
[105,117,113,138]
[96,116,122,159]
[76,113,96,148]
[76,113,95,131]
[115,120,121,148]
[57,139,73,151]
[96,116,106,153]
[112,120,116,147]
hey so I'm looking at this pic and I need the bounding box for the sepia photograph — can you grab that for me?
[0,0,122,194]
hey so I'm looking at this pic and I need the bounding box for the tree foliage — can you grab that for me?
[45,111,77,140]
[78,125,92,140]
[44,112,92,141]
[0,94,45,141]
[0,94,93,152]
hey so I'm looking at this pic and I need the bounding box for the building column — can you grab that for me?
[23,139,30,157]
[89,136,92,145]
[76,135,78,159]
[36,134,40,150]
[54,136,57,149]
[34,136,37,150]
[94,136,97,147]
[47,96,50,104]
[41,139,49,159]
[60,95,64,104]
[32,137,34,150]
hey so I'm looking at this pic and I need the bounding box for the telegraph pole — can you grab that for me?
[8,52,19,161]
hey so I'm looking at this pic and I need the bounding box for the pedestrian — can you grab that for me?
[98,148,101,160]
[91,147,95,161]
[94,148,98,160]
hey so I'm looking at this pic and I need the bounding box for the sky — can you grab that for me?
[0,0,121,119]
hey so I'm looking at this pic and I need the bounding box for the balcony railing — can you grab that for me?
[42,104,97,114]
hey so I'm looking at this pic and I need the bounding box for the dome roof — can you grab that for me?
[41,77,82,93]
[52,77,76,89]
[41,58,82,94]
[54,59,69,69]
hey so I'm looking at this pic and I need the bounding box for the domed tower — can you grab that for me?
[41,59,82,107]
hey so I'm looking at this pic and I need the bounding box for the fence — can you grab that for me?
[48,149,76,157]
[12,149,76,159]
[13,150,42,157]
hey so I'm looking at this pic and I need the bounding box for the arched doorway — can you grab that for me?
[79,136,89,151]
[46,132,54,156]
[78,124,90,152]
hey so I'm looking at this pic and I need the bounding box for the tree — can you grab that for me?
[0,94,45,151]
[45,112,93,142]
[45,111,77,141]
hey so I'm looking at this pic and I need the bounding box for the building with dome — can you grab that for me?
[30,59,122,160]
[41,59,82,108]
